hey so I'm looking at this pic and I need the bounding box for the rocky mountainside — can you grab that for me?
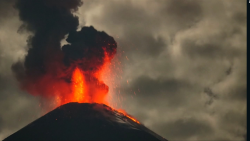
[3,102,167,141]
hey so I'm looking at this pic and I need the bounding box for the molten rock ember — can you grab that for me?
[3,103,167,141]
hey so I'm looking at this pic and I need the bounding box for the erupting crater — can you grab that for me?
[9,0,168,140]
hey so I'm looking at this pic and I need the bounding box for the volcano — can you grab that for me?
[3,103,167,141]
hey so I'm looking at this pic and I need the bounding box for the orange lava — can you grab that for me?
[69,66,109,106]
[50,51,111,108]
[117,109,140,124]
[68,62,140,124]
[68,57,140,124]
[71,67,88,103]
[37,49,140,124]
[52,50,112,107]
[126,115,140,124]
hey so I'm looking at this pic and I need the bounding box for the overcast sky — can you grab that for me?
[0,0,246,140]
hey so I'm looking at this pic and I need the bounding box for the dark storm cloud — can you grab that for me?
[119,74,204,111]
[123,75,194,102]
[160,0,203,28]
[155,118,213,139]
[117,32,166,58]
[203,87,218,106]
[182,39,240,59]
[180,32,243,60]
[226,85,246,101]
[218,110,246,140]
[80,1,168,58]
[80,0,203,62]
[220,110,246,127]
[0,116,3,132]
[118,75,204,127]
[94,0,203,31]
[232,11,246,25]
[98,1,167,58]
[0,0,16,21]
[0,74,40,137]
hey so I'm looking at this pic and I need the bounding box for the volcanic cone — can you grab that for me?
[3,103,167,141]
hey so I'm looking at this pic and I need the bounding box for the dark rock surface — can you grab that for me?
[3,102,167,141]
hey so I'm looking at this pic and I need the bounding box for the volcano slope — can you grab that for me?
[3,103,167,141]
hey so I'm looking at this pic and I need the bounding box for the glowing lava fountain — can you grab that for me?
[72,67,87,103]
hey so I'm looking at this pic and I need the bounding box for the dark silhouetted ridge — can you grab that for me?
[3,102,167,141]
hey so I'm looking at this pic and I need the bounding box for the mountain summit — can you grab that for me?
[3,102,167,141]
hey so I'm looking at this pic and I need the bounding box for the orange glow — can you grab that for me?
[68,62,140,124]
[53,50,112,106]
[68,65,109,105]
[71,67,88,103]
[126,115,140,124]
[117,109,140,124]
[32,48,140,124]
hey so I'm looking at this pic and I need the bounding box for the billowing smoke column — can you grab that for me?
[12,0,117,107]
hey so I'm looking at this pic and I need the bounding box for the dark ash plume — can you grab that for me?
[13,0,82,77]
[62,26,117,72]
[11,0,117,104]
